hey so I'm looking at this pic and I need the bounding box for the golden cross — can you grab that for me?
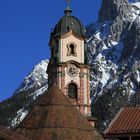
[66,0,71,7]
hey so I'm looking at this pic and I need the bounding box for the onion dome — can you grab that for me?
[51,6,86,38]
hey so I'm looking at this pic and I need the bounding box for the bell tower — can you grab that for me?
[47,3,91,116]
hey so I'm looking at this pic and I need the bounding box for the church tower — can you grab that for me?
[47,3,91,116]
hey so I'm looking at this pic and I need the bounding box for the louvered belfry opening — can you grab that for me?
[68,83,77,99]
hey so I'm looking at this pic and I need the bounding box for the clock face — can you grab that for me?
[67,64,78,77]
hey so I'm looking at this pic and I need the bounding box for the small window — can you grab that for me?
[67,43,77,56]
[68,83,77,99]
[67,26,70,31]
[70,44,75,55]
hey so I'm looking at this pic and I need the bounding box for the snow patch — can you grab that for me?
[136,70,140,82]
[132,2,140,8]
[11,108,28,127]
[11,85,48,127]
[15,59,49,93]
[31,85,48,100]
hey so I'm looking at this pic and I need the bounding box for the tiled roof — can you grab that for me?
[15,86,103,140]
[0,126,30,140]
[104,107,140,137]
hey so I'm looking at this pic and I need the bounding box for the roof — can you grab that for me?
[51,7,86,38]
[104,107,140,138]
[15,86,103,140]
[0,126,30,140]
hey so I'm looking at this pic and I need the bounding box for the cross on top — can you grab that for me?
[66,0,71,7]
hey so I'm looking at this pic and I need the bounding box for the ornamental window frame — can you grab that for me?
[67,42,77,57]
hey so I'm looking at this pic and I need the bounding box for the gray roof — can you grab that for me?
[52,7,86,38]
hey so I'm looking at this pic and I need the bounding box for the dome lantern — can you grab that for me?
[51,1,86,38]
[64,0,72,16]
[64,6,72,16]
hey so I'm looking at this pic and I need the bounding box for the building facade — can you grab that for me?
[47,6,91,116]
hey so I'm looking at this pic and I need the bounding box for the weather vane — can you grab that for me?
[66,0,71,7]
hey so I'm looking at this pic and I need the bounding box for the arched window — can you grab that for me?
[68,83,77,99]
[69,44,75,55]
[67,43,77,56]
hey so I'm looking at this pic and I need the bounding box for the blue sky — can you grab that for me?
[0,0,102,101]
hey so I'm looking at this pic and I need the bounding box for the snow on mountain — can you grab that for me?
[0,59,49,128]
[86,0,140,131]
[132,1,140,7]
[130,0,140,5]
[129,0,140,20]
[87,20,124,98]
[11,84,48,127]
[1,0,140,132]
[10,60,49,127]
[11,108,28,127]
[87,0,140,96]
[31,84,48,100]
[15,59,49,94]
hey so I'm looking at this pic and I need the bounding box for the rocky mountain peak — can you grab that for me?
[99,0,129,22]
[86,0,140,131]
[122,15,140,60]
[14,59,49,94]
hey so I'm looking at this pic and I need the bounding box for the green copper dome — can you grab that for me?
[52,7,86,38]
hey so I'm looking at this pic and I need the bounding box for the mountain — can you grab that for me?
[0,60,49,127]
[15,60,48,94]
[0,0,140,132]
[86,0,140,131]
